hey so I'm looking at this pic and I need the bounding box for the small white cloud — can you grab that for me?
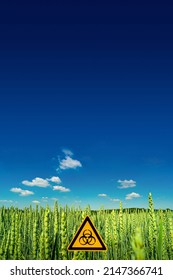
[110,198,120,202]
[10,187,23,193]
[53,185,70,192]
[125,192,141,200]
[42,197,48,202]
[62,149,73,156]
[0,200,13,203]
[42,196,48,199]
[10,188,34,196]
[74,200,82,204]
[22,177,50,188]
[98,194,107,197]
[51,197,58,201]
[32,200,40,204]
[20,190,34,196]
[48,176,61,184]
[118,179,136,189]
[59,156,82,170]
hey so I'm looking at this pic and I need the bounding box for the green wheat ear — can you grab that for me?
[131,227,145,260]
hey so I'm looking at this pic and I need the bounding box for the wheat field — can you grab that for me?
[0,193,173,260]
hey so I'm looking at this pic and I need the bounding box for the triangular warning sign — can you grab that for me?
[68,215,107,251]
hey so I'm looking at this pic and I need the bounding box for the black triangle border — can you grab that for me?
[68,215,107,251]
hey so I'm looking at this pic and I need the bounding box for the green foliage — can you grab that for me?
[0,195,173,260]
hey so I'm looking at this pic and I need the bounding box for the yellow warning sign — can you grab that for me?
[68,215,107,251]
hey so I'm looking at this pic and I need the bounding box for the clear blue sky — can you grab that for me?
[0,2,173,209]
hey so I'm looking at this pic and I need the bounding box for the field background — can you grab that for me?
[0,194,173,260]
[1,7,173,261]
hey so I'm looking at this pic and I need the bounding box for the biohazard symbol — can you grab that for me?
[79,229,96,245]
[68,215,107,251]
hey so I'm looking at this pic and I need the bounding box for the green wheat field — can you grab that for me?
[0,193,173,260]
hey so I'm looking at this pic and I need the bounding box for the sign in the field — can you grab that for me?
[68,215,107,251]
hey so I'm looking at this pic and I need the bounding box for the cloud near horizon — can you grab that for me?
[110,198,120,202]
[22,177,50,188]
[117,179,136,189]
[125,192,141,200]
[0,200,13,203]
[98,193,107,197]
[51,197,58,201]
[53,185,70,192]
[32,200,40,204]
[10,188,34,196]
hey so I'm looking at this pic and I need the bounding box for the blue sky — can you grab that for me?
[0,2,173,209]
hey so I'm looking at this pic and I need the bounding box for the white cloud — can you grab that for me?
[117,179,136,189]
[62,149,73,156]
[32,200,40,204]
[125,192,141,200]
[10,188,34,196]
[47,176,61,184]
[110,198,120,202]
[59,156,82,170]
[20,190,34,196]
[0,200,13,203]
[51,197,58,201]
[98,194,107,197]
[10,187,23,193]
[22,177,50,188]
[74,200,82,204]
[53,185,70,192]
[42,198,48,202]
